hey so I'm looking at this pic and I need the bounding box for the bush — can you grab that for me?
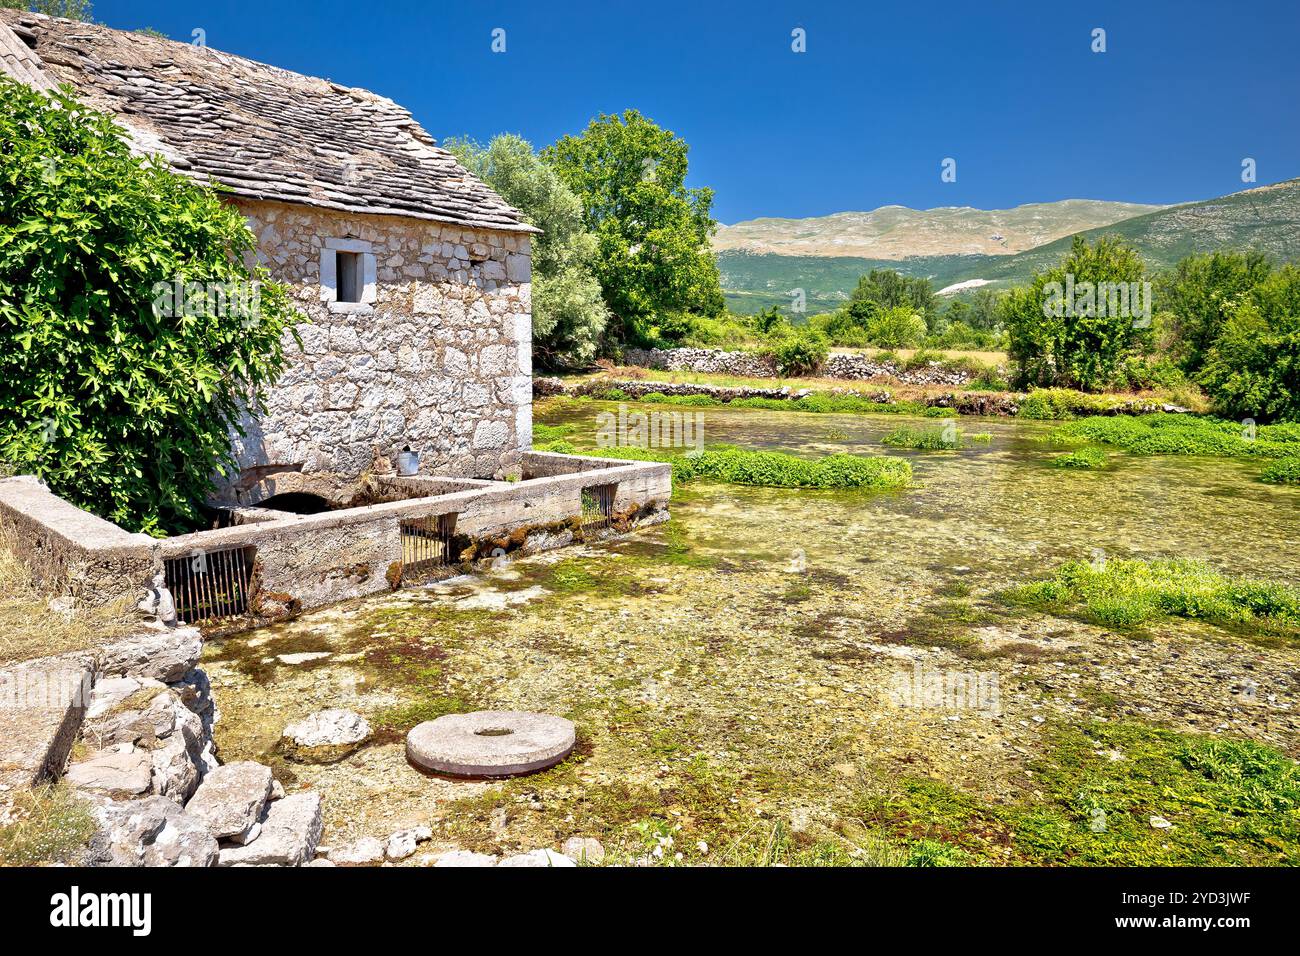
[865,306,928,348]
[1159,251,1272,375]
[1003,236,1152,391]
[1199,266,1300,422]
[762,325,828,376]
[0,80,298,535]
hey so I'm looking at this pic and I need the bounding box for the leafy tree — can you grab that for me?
[847,269,938,326]
[750,305,788,335]
[1158,251,1273,375]
[542,110,723,345]
[1002,236,1152,391]
[0,0,92,19]
[1200,266,1300,422]
[866,306,928,348]
[445,134,608,368]
[0,79,298,535]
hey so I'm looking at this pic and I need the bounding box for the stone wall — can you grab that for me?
[0,477,157,606]
[620,346,976,386]
[230,199,534,490]
[623,347,777,378]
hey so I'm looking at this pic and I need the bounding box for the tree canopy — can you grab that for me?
[0,79,298,534]
[445,134,609,368]
[543,110,723,345]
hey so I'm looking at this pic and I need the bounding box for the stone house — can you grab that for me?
[0,11,539,506]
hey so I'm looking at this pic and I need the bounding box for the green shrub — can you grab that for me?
[586,444,912,490]
[866,306,928,348]
[1003,236,1152,391]
[762,325,829,376]
[1199,266,1300,422]
[0,79,298,535]
[1260,457,1300,485]
[1051,447,1109,469]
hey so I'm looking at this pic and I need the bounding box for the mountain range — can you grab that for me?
[715,179,1300,313]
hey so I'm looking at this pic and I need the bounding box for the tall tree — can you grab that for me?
[445,134,609,368]
[0,0,93,19]
[1002,236,1151,391]
[1158,251,1272,375]
[543,110,723,345]
[0,79,297,534]
[845,269,938,327]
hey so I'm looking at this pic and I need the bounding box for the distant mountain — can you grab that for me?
[940,178,1300,289]
[717,180,1300,313]
[713,199,1165,259]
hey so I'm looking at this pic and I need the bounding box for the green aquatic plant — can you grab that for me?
[584,444,912,491]
[1001,557,1300,633]
[1051,447,1109,469]
[881,426,967,450]
[1260,457,1300,485]
[1017,388,1124,420]
[1051,413,1300,460]
[851,722,1300,865]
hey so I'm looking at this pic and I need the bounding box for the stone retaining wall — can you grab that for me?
[0,454,671,625]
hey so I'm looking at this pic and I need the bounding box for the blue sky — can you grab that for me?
[95,0,1300,223]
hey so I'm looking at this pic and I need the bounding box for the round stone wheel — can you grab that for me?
[406,711,576,778]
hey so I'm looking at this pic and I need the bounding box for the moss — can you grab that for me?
[848,721,1300,865]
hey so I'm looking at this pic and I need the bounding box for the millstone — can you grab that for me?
[406,711,576,778]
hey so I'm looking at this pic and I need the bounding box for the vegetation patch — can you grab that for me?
[851,722,1300,865]
[1260,456,1300,485]
[1051,413,1300,459]
[0,784,96,866]
[582,444,912,491]
[1001,558,1300,634]
[1050,447,1109,470]
[882,425,989,451]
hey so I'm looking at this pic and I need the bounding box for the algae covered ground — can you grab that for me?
[203,398,1300,866]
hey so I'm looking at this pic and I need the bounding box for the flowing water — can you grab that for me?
[203,398,1300,865]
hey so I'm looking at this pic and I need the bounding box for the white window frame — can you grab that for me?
[320,238,377,314]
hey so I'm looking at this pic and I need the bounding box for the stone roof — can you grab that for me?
[0,12,537,233]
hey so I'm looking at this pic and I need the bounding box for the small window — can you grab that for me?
[336,251,362,303]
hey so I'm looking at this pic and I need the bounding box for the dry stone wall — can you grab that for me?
[229,199,534,491]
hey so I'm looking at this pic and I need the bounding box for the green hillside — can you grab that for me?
[943,178,1300,289]
[719,179,1300,312]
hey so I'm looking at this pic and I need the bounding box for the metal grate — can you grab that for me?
[580,483,617,532]
[401,512,458,575]
[165,546,255,624]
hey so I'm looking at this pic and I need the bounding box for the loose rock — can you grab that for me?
[185,761,274,841]
[281,709,371,763]
[217,792,323,867]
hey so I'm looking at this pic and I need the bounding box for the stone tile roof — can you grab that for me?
[0,12,537,233]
